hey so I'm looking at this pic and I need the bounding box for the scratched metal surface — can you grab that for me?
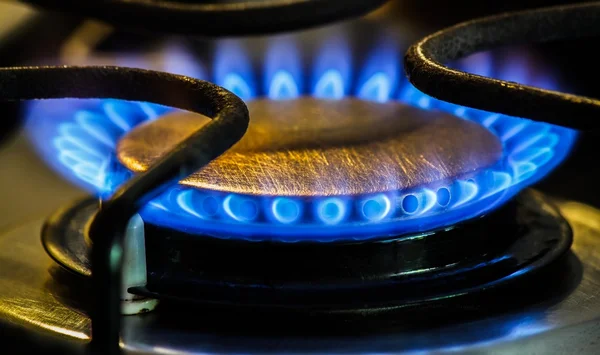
[118,98,502,196]
[1,194,600,354]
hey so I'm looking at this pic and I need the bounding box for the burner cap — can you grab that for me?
[117,98,502,197]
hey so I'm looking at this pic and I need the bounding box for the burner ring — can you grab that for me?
[42,189,572,312]
[24,0,389,36]
[404,2,600,131]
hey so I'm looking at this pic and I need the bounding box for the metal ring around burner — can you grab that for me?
[404,2,600,131]
[22,0,389,35]
[41,189,572,313]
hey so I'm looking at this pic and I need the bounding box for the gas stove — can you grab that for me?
[2,1,600,354]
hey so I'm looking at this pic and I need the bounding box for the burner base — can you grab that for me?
[42,189,571,313]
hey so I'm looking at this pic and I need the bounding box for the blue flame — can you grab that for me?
[271,197,302,224]
[312,33,351,99]
[313,70,345,99]
[214,40,256,101]
[160,42,207,80]
[360,194,392,222]
[357,41,399,102]
[265,37,303,100]
[25,42,577,242]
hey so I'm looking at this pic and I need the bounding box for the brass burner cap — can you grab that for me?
[117,98,502,197]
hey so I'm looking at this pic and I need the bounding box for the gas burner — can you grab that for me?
[25,43,576,242]
[117,98,502,240]
[31,40,577,311]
